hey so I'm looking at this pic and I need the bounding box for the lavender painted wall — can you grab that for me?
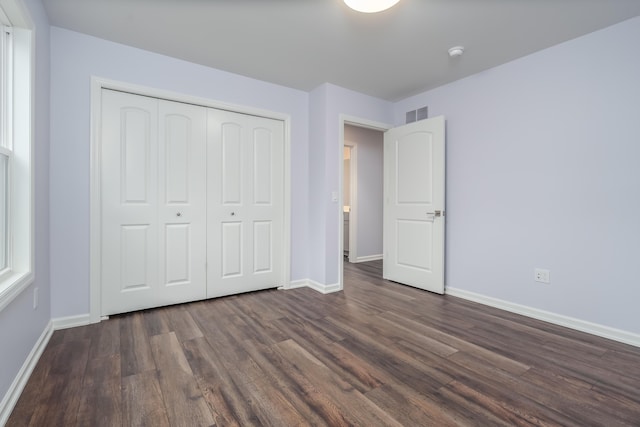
[307,83,393,286]
[394,17,640,334]
[49,27,309,318]
[0,0,51,410]
[307,85,329,284]
[344,125,384,259]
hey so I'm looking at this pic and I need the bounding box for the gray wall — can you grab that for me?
[49,27,310,317]
[307,84,393,286]
[394,16,640,335]
[344,125,384,259]
[0,0,51,411]
[4,13,640,416]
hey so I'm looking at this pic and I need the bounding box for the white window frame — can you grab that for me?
[0,23,13,278]
[0,0,34,312]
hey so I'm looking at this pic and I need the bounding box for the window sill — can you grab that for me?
[0,271,34,312]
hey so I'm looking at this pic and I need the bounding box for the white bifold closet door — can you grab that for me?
[100,89,284,316]
[206,110,284,298]
[101,90,207,315]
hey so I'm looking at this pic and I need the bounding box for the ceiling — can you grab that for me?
[42,0,640,101]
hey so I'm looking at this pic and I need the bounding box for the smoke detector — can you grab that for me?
[448,46,465,58]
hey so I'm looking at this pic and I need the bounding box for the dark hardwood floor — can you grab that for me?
[8,260,640,426]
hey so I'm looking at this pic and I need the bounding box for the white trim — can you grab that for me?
[283,279,309,290]
[345,144,358,263]
[0,0,34,28]
[0,270,31,311]
[0,11,34,314]
[282,278,341,294]
[354,254,383,263]
[89,79,101,323]
[338,115,391,291]
[0,320,52,426]
[90,77,292,321]
[281,117,292,291]
[306,279,341,294]
[446,287,640,348]
[52,313,92,330]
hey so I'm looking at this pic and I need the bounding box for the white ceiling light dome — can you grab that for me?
[344,0,400,13]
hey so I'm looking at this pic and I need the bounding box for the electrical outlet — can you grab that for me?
[33,287,39,309]
[534,268,550,284]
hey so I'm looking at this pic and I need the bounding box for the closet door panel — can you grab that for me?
[253,129,272,205]
[221,221,243,277]
[101,91,207,315]
[221,123,243,205]
[157,100,207,302]
[207,110,284,298]
[101,90,160,315]
[253,220,273,274]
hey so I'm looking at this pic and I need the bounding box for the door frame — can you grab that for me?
[338,115,391,289]
[343,143,356,262]
[89,77,292,323]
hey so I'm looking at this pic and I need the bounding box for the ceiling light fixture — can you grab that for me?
[344,0,400,13]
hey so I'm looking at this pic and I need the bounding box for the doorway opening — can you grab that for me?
[339,116,389,289]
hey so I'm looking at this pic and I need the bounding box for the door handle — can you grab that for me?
[426,210,443,218]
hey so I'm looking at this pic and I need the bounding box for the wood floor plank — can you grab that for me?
[5,342,63,426]
[182,336,256,426]
[271,339,404,426]
[23,338,91,427]
[378,310,532,374]
[120,311,156,377]
[240,338,343,426]
[122,371,171,427]
[150,332,215,426]
[76,382,122,427]
[77,353,122,426]
[163,305,204,343]
[143,307,172,337]
[233,376,313,427]
[365,383,461,427]
[443,379,580,426]
[7,259,640,426]
[88,317,120,359]
[324,316,455,391]
[522,367,640,426]
[188,303,268,385]
[269,317,384,393]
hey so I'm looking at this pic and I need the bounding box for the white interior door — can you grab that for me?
[207,109,284,298]
[101,90,207,315]
[383,116,445,294]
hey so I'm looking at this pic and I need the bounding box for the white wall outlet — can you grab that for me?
[534,268,550,284]
[33,287,39,309]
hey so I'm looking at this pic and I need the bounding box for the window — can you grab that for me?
[0,152,8,272]
[1,22,12,275]
[0,0,33,311]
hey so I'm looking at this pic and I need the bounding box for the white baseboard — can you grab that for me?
[353,254,383,263]
[284,279,310,290]
[52,313,92,330]
[446,287,640,348]
[285,279,342,294]
[307,279,341,294]
[0,320,53,426]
